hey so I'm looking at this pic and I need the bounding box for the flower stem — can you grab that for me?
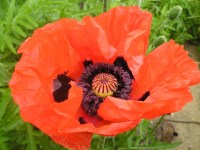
[155,19,169,33]
[102,0,107,12]
[97,136,106,150]
[116,128,136,147]
[139,115,166,144]
[151,115,165,134]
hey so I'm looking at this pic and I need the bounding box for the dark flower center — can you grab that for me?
[79,56,134,116]
[52,57,150,117]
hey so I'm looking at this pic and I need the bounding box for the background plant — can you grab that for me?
[0,0,200,149]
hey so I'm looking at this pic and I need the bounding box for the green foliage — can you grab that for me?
[0,0,199,149]
[0,0,102,86]
[0,0,102,54]
[141,0,200,51]
[108,0,137,8]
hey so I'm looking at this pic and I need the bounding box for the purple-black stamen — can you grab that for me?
[114,56,134,79]
[83,59,93,67]
[79,57,133,116]
[53,72,71,102]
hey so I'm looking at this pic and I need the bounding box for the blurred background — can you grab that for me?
[0,0,200,149]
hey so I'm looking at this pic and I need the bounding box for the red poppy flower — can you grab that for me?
[9,6,200,150]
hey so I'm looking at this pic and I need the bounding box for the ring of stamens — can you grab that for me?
[79,57,134,116]
[92,73,118,98]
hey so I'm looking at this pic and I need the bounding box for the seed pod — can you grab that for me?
[169,6,183,20]
[151,6,159,13]
[153,36,167,47]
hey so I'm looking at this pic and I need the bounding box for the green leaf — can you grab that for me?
[0,140,9,150]
[6,0,16,25]
[24,15,38,28]
[0,62,15,86]
[119,142,182,150]
[0,89,11,119]
[17,19,35,30]
[12,25,27,37]
[26,123,37,150]
[4,35,17,54]
[4,117,23,131]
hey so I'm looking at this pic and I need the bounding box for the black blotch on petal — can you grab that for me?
[53,72,72,103]
[79,117,86,124]
[83,59,93,67]
[139,91,150,101]
[114,56,134,79]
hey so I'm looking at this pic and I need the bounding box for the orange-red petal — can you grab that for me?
[21,103,93,150]
[131,40,200,100]
[19,83,82,133]
[141,87,192,119]
[97,96,143,122]
[98,84,193,122]
[95,6,152,57]
[98,96,152,122]
[58,117,140,136]
[50,132,92,150]
[61,16,117,62]
[98,40,200,122]
[17,19,82,80]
